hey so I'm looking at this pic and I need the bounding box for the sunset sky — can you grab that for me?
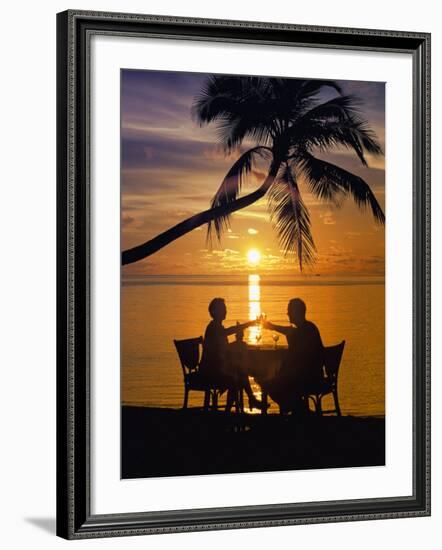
[121,70,385,277]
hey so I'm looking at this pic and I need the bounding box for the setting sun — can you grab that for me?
[247,249,261,265]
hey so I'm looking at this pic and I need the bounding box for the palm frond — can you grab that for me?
[194,76,332,153]
[263,79,344,130]
[207,146,271,244]
[297,79,343,99]
[299,153,385,223]
[298,94,362,122]
[291,96,383,165]
[192,76,279,152]
[268,164,316,271]
[191,75,245,124]
[215,114,274,152]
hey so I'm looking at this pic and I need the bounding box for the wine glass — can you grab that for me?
[272,333,279,349]
[259,313,267,329]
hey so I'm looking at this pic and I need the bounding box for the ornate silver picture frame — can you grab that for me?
[56,10,430,539]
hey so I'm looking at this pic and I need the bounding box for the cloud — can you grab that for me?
[319,211,336,225]
[122,215,135,227]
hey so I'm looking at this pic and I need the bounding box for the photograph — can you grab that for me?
[54,6,430,540]
[120,70,386,479]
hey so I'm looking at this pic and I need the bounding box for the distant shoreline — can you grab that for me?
[122,273,385,287]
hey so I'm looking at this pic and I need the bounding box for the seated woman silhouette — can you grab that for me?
[261,298,324,414]
[200,297,266,412]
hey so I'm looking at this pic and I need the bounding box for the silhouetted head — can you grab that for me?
[208,297,227,322]
[287,298,306,326]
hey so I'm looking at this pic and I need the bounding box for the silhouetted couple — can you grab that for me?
[200,296,324,415]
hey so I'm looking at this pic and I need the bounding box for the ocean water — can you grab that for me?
[121,274,385,416]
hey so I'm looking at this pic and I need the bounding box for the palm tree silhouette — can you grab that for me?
[122,76,384,269]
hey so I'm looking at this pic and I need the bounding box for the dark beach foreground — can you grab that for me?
[122,406,385,479]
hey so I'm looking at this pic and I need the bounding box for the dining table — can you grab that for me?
[238,345,288,415]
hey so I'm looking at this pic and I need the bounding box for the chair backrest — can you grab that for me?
[174,337,203,376]
[323,340,345,387]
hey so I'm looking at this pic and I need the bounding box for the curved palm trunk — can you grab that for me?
[122,160,281,265]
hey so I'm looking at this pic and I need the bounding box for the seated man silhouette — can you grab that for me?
[200,297,266,412]
[262,298,324,414]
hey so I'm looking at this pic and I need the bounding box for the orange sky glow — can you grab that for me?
[121,71,385,278]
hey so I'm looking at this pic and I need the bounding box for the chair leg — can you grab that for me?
[316,395,323,416]
[239,389,244,414]
[333,390,342,416]
[203,391,210,411]
[183,387,189,409]
[234,390,240,415]
[212,391,218,411]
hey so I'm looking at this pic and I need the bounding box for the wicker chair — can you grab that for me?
[174,337,223,410]
[307,340,345,416]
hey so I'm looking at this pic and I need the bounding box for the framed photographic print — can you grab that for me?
[56,10,431,539]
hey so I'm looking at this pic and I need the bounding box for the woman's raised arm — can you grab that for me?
[225,319,257,335]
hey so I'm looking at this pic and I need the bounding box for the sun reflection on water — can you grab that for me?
[248,274,261,345]
[246,273,264,411]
